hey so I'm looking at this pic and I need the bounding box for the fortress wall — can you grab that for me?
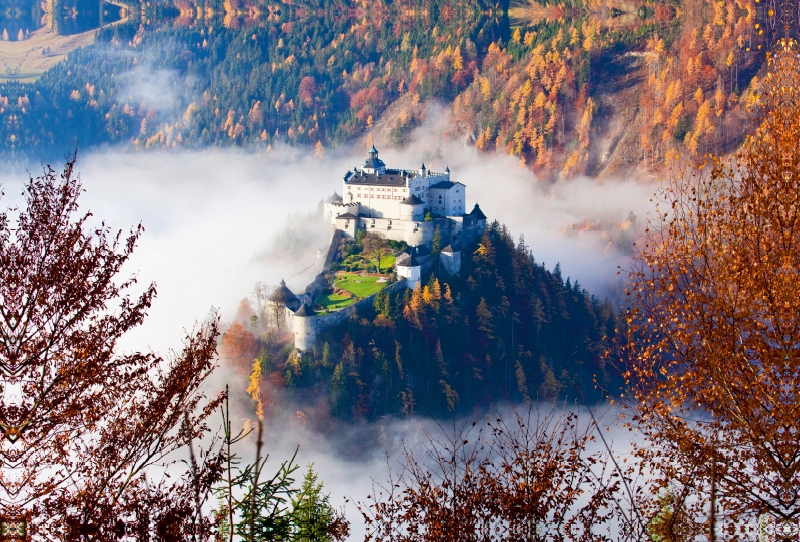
[283,305,296,333]
[322,229,343,272]
[352,197,402,219]
[294,315,316,352]
[362,217,429,245]
[327,202,361,225]
[440,251,462,275]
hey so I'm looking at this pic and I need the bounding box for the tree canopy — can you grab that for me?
[626,38,800,538]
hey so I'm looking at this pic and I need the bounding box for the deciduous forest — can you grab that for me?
[2,0,800,538]
[0,0,776,179]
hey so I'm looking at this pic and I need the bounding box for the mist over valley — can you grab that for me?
[0,0,788,538]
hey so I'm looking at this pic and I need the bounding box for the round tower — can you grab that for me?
[400,194,425,221]
[293,302,317,352]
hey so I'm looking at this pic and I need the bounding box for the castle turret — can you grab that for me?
[440,243,462,275]
[293,302,317,352]
[396,248,422,289]
[270,279,300,311]
[470,203,487,232]
[362,145,386,174]
[400,194,425,221]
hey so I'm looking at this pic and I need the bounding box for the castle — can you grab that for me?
[279,147,487,352]
[322,146,485,258]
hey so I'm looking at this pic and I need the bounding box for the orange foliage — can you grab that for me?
[626,40,800,535]
[219,321,258,373]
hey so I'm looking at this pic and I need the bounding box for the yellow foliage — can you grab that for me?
[480,77,491,101]
[452,46,463,71]
[524,31,535,46]
[562,150,581,176]
[183,103,198,124]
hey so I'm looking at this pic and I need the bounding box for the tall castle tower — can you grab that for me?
[293,302,317,352]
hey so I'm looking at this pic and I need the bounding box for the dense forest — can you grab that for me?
[0,0,772,177]
[221,220,623,422]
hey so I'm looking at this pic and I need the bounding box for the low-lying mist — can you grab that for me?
[0,126,653,538]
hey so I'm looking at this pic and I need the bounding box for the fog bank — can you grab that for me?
[0,137,652,539]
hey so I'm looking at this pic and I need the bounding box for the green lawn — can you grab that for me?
[379,254,396,270]
[340,253,397,273]
[335,274,388,298]
[317,293,357,310]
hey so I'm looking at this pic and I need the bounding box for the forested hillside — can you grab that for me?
[222,221,623,422]
[0,0,771,178]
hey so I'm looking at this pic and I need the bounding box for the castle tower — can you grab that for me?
[399,194,425,221]
[440,243,462,274]
[293,302,317,352]
[396,249,422,289]
[362,145,386,174]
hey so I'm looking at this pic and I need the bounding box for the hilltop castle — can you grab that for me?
[323,146,486,285]
[281,147,487,352]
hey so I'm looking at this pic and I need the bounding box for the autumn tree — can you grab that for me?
[219,321,259,374]
[251,281,273,335]
[362,233,390,274]
[625,40,800,539]
[0,155,223,537]
[359,406,636,541]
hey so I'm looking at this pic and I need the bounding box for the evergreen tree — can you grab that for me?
[292,465,338,542]
[431,225,442,256]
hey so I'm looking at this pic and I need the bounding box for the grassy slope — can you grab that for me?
[335,274,387,298]
[317,293,355,310]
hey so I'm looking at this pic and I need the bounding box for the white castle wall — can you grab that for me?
[363,217,432,245]
[399,201,424,221]
[346,185,408,218]
[397,262,421,289]
[293,314,316,352]
[341,170,451,221]
[325,202,361,223]
[429,182,466,217]
[440,250,462,275]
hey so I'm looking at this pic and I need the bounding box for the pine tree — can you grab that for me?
[321,342,331,368]
[292,465,337,542]
[431,225,442,256]
[331,363,346,416]
[436,339,448,378]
